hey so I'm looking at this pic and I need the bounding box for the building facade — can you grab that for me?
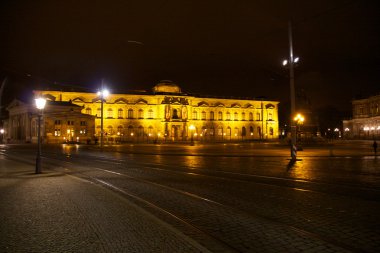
[36,81,280,143]
[5,99,95,143]
[343,94,380,139]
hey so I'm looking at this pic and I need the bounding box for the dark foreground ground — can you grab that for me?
[1,140,379,252]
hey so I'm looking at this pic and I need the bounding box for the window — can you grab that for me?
[54,129,61,136]
[54,120,61,125]
[250,126,254,136]
[210,111,214,120]
[192,111,198,120]
[148,109,154,119]
[256,112,261,121]
[118,109,123,118]
[226,112,231,120]
[201,111,206,120]
[107,126,113,135]
[138,109,144,119]
[128,109,134,119]
[242,127,246,136]
[107,108,113,118]
[234,112,238,121]
[172,109,179,119]
[270,127,274,136]
[241,112,245,121]
[97,108,101,117]
[218,111,223,120]
[117,125,123,135]
[268,113,273,120]
[249,112,253,121]
[67,121,74,125]
[86,108,91,115]
[80,121,87,126]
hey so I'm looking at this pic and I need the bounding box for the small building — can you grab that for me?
[4,99,95,143]
[343,94,380,139]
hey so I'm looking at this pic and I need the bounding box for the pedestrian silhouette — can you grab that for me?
[373,140,377,155]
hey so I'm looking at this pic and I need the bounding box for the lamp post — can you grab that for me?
[97,86,109,149]
[283,21,300,161]
[189,124,195,146]
[35,97,46,174]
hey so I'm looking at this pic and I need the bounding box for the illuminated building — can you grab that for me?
[7,80,279,143]
[343,94,380,139]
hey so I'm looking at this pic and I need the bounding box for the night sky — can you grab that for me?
[1,0,379,112]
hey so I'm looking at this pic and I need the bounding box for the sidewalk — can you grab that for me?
[0,157,207,253]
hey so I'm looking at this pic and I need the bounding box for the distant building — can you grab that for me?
[27,80,279,143]
[4,99,95,143]
[343,94,380,139]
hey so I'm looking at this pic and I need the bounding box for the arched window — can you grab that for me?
[250,126,254,136]
[137,126,144,136]
[241,112,245,121]
[86,108,91,115]
[257,126,261,138]
[270,127,274,136]
[256,112,261,121]
[107,125,113,135]
[217,126,223,136]
[226,112,231,120]
[234,112,238,121]
[172,109,179,119]
[210,111,214,120]
[97,108,101,118]
[138,109,144,119]
[249,112,253,121]
[107,108,113,118]
[227,126,231,136]
[148,109,154,119]
[128,109,134,119]
[192,111,198,120]
[128,125,134,136]
[148,126,153,135]
[234,127,239,137]
[117,125,123,135]
[218,111,223,120]
[118,109,123,118]
[201,111,206,120]
[242,127,246,136]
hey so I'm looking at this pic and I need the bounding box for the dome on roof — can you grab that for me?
[152,80,181,94]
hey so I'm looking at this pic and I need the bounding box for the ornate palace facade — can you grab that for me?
[33,81,279,143]
[343,94,380,139]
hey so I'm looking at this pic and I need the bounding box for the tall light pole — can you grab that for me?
[283,21,300,161]
[35,97,46,174]
[97,83,109,149]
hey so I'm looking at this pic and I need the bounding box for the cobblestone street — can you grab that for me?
[1,141,379,252]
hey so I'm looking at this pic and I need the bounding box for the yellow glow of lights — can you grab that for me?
[293,113,305,123]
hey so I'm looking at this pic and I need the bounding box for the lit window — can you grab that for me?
[210,111,214,120]
[148,109,154,119]
[128,109,134,119]
[138,109,144,119]
[201,111,206,120]
[86,108,91,115]
[107,108,113,118]
[118,109,123,118]
[234,112,238,121]
[268,113,273,120]
[241,112,245,120]
[193,111,198,120]
[218,111,223,120]
[226,112,231,120]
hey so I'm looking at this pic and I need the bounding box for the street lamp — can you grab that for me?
[283,21,300,161]
[189,124,195,146]
[97,87,109,149]
[35,97,46,174]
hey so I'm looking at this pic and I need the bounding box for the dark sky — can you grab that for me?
[1,0,379,111]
